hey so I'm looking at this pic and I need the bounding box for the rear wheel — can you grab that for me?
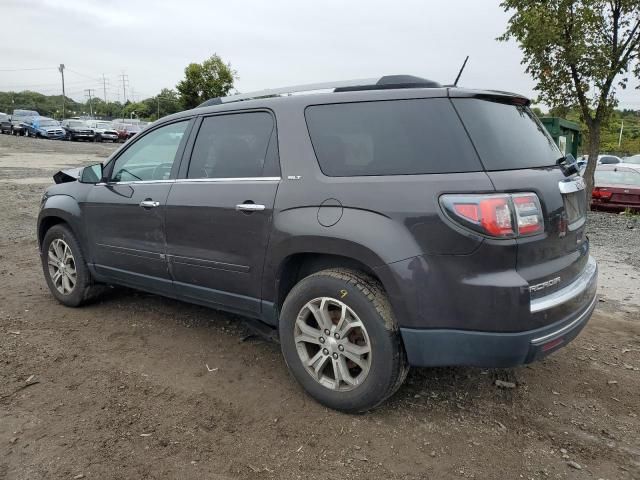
[41,224,101,307]
[279,268,408,412]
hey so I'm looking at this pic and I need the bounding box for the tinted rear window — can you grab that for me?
[305,99,482,176]
[452,99,561,171]
[599,156,620,164]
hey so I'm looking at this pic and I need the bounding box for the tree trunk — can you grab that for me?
[583,121,601,198]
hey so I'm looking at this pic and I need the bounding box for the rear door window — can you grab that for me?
[188,112,276,178]
[452,98,561,171]
[304,99,482,176]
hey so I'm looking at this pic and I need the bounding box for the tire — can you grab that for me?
[41,224,101,307]
[279,268,408,412]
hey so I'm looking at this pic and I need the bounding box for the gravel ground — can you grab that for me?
[1,134,639,480]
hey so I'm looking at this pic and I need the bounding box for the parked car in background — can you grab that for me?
[61,119,95,141]
[11,109,39,135]
[0,113,12,134]
[24,117,66,140]
[114,123,141,142]
[37,75,597,412]
[85,120,119,142]
[591,165,640,212]
[620,154,640,166]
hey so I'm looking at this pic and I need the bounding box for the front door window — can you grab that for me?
[111,121,189,182]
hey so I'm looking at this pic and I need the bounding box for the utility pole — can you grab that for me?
[102,74,108,103]
[58,64,66,119]
[157,96,160,119]
[119,74,129,103]
[85,89,95,118]
[618,120,624,147]
[119,74,129,121]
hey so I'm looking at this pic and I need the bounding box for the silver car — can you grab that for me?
[86,120,119,142]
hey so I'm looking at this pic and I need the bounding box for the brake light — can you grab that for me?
[592,187,612,200]
[440,193,544,238]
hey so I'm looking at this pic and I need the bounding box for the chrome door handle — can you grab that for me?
[235,203,265,212]
[139,200,160,208]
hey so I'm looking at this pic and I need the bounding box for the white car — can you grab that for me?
[85,120,119,143]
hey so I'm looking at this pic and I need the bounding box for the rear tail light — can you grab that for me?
[591,187,612,200]
[440,193,544,238]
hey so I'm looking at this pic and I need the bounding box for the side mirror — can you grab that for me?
[79,163,104,184]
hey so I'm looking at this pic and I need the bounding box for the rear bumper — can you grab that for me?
[400,256,598,368]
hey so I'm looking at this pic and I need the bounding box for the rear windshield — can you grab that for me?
[305,99,482,176]
[452,99,561,171]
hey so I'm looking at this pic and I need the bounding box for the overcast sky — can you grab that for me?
[2,0,639,109]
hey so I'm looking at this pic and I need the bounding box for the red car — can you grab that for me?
[591,165,640,212]
[115,123,141,142]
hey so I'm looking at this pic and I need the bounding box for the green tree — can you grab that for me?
[144,88,182,121]
[176,54,237,109]
[499,0,640,194]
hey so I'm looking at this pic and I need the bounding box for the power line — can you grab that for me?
[0,67,57,72]
[66,68,100,80]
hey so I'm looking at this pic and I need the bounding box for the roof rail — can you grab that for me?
[197,75,441,108]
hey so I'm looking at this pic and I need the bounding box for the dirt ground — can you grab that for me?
[0,134,639,480]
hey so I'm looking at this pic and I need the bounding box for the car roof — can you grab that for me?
[158,75,530,124]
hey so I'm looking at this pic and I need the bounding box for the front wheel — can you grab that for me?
[41,224,101,307]
[279,268,408,412]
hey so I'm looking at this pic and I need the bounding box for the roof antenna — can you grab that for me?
[453,56,469,86]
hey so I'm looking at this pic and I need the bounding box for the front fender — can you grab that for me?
[37,194,84,250]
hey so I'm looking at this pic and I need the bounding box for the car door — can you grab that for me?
[83,119,192,295]
[164,111,280,316]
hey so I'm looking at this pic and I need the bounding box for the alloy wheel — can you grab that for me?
[294,297,372,391]
[47,239,77,295]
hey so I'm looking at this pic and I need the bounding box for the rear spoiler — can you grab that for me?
[447,88,531,106]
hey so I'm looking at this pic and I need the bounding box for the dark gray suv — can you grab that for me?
[38,75,597,412]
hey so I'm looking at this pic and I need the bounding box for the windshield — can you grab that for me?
[452,99,561,170]
[97,122,112,129]
[624,155,640,165]
[14,110,38,118]
[595,169,640,186]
